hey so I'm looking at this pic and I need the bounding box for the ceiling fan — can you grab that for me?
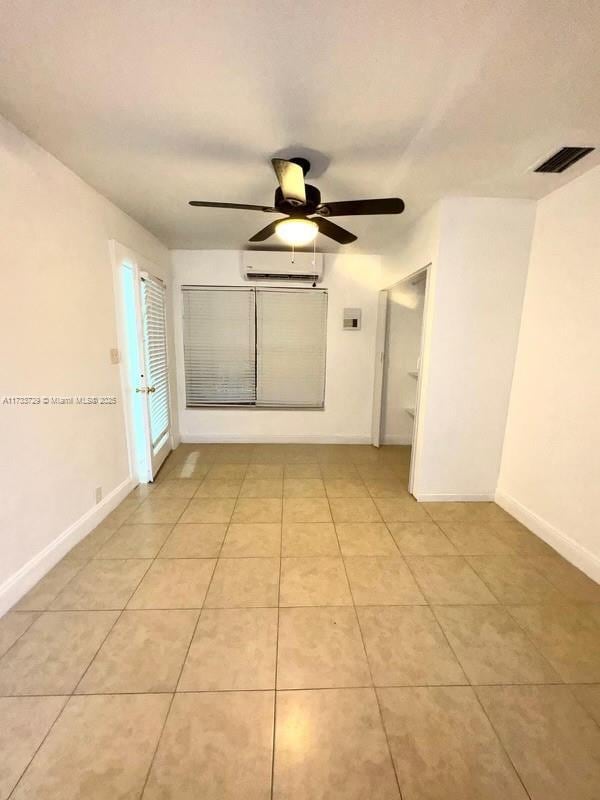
[189,157,405,246]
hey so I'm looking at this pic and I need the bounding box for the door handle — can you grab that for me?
[136,386,155,394]
[148,386,156,393]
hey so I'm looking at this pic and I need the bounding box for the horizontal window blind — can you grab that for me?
[183,287,256,406]
[256,289,328,407]
[141,275,170,450]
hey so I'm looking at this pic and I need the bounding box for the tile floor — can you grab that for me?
[2,443,600,799]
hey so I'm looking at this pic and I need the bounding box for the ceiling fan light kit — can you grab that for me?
[189,156,405,247]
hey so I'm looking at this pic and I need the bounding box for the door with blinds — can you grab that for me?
[140,273,171,478]
[182,286,328,408]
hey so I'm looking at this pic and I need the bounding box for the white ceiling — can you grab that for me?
[1,0,600,252]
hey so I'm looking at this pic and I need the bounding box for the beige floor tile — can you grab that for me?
[104,498,141,527]
[280,557,352,606]
[144,691,274,800]
[344,556,426,605]
[246,464,284,479]
[478,685,600,800]
[284,463,321,479]
[207,463,248,479]
[531,556,600,602]
[434,605,560,684]
[283,478,326,498]
[329,497,382,523]
[76,609,198,693]
[277,607,371,689]
[62,524,117,565]
[508,604,600,682]
[0,610,118,695]
[358,606,465,686]
[335,522,398,556]
[194,479,242,498]
[356,464,401,481]
[406,556,498,604]
[467,555,565,604]
[204,557,279,608]
[231,497,282,523]
[0,612,39,657]
[378,686,528,800]
[158,523,226,558]
[422,502,503,523]
[364,479,409,498]
[14,561,83,611]
[12,694,169,800]
[220,522,281,557]
[319,463,359,479]
[273,688,400,800]
[374,497,430,522]
[388,522,458,555]
[153,479,201,498]
[439,522,516,555]
[179,608,277,690]
[492,522,559,557]
[128,496,190,524]
[0,697,67,799]
[571,684,600,725]
[179,497,236,523]
[283,497,332,523]
[50,559,150,610]
[128,558,216,609]
[165,463,211,480]
[325,479,369,498]
[239,478,283,498]
[282,522,340,556]
[96,523,173,559]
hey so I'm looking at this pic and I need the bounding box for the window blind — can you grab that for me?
[141,275,170,450]
[256,289,328,407]
[183,287,256,406]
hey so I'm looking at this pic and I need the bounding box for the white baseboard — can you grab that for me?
[495,488,600,584]
[0,476,136,617]
[382,434,413,445]
[414,492,496,502]
[180,434,372,444]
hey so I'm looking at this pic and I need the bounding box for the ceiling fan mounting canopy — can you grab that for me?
[189,156,405,245]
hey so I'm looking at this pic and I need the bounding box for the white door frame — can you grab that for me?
[371,290,389,447]
[377,263,433,496]
[110,240,173,483]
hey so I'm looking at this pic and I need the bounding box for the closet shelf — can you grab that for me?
[405,407,416,417]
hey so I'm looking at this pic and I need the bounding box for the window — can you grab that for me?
[182,286,327,408]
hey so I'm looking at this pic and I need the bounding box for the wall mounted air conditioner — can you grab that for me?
[241,251,324,283]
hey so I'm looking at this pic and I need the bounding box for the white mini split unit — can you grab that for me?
[241,251,324,283]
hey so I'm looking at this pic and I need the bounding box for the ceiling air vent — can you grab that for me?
[534,146,595,173]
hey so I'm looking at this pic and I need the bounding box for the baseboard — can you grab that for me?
[180,434,372,444]
[382,434,413,445]
[0,476,136,617]
[414,492,496,502]
[495,489,600,583]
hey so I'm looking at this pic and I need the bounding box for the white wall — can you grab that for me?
[0,115,171,613]
[383,198,536,500]
[171,250,382,443]
[497,166,600,580]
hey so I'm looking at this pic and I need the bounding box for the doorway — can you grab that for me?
[371,265,430,494]
[111,242,172,483]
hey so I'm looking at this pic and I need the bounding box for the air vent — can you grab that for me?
[534,146,595,173]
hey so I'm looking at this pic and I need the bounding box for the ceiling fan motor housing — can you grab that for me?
[274,184,321,214]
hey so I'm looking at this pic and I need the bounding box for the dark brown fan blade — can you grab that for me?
[271,159,306,205]
[189,201,276,211]
[315,217,357,244]
[316,198,404,217]
[248,220,280,242]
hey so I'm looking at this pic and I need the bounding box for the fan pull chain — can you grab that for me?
[291,244,295,263]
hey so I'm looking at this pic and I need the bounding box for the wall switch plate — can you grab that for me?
[343,308,361,330]
[110,348,121,364]
[95,487,102,504]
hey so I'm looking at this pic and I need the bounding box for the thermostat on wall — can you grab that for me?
[343,308,361,330]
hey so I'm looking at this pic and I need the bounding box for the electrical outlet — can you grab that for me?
[95,487,102,504]
[110,348,121,365]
